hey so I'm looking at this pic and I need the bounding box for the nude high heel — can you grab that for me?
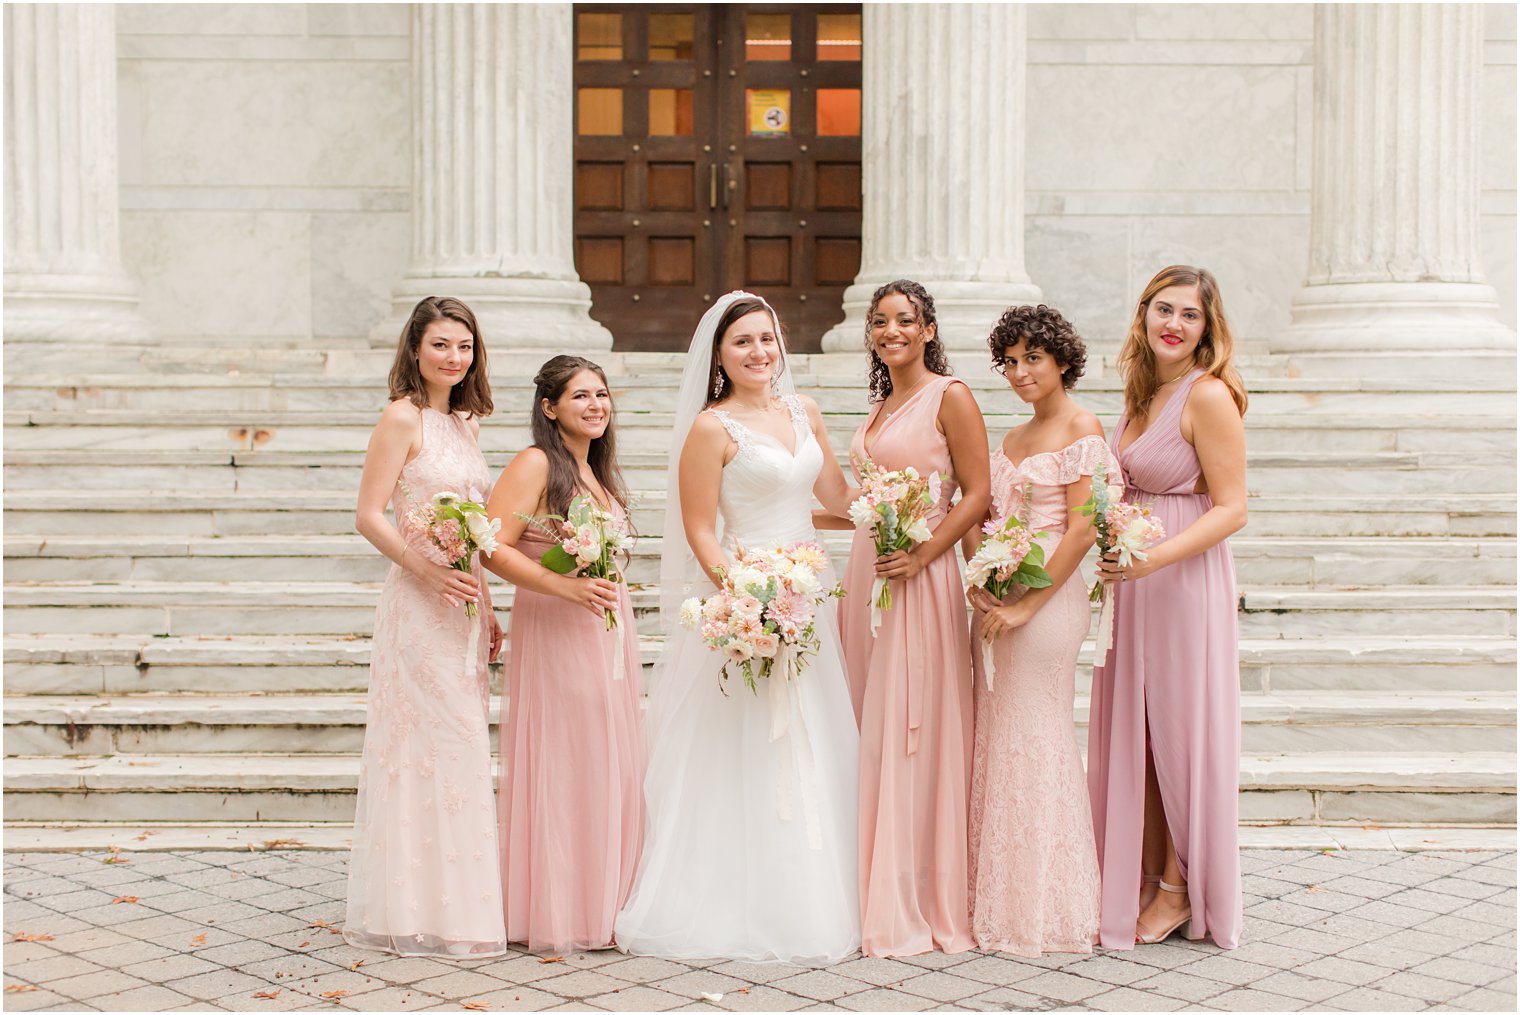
[1135,879,1191,944]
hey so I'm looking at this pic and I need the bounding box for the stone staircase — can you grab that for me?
[3,344,1516,834]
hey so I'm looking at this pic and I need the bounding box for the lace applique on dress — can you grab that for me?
[704,408,755,458]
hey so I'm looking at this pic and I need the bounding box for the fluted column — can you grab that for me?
[822,3,1039,354]
[373,4,611,350]
[1275,3,1512,353]
[4,4,149,343]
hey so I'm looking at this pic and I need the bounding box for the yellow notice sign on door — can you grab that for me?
[748,89,790,136]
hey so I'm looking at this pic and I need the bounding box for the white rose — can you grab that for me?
[904,517,933,544]
[679,597,703,630]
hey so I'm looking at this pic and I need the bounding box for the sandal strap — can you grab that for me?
[1158,879,1188,894]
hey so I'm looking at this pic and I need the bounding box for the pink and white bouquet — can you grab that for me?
[849,456,940,634]
[680,542,842,695]
[1077,458,1166,653]
[964,508,1052,690]
[407,489,500,618]
[522,494,633,632]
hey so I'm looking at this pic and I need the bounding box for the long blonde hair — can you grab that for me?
[1117,265,1247,420]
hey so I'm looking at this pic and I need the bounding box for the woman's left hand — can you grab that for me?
[1095,551,1158,585]
[979,602,1031,642]
[487,611,504,662]
[874,548,925,581]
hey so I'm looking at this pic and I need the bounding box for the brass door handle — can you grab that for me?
[724,163,733,209]
[709,164,719,210]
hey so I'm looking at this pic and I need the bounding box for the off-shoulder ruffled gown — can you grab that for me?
[345,407,507,958]
[969,435,1105,955]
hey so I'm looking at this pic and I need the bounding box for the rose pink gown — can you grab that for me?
[969,435,1106,955]
[838,375,976,957]
[345,407,506,957]
[1087,368,1243,950]
[498,502,645,955]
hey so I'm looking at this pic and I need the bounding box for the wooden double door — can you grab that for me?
[573,4,863,351]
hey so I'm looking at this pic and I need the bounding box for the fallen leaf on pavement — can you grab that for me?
[111,896,139,904]
[298,940,311,948]
[320,989,349,999]
[461,1004,490,1011]
[348,959,365,972]
[252,990,281,999]
[262,838,305,850]
[1306,884,1325,893]
[538,956,564,964]
[102,855,130,864]
[5,985,40,993]
[190,933,207,946]
[11,933,54,943]
[134,830,157,842]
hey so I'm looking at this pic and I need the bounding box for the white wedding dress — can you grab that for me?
[614,395,862,964]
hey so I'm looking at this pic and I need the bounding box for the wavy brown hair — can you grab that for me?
[988,304,1087,390]
[1118,265,1248,420]
[864,279,953,402]
[530,355,630,519]
[705,297,783,406]
[387,296,493,417]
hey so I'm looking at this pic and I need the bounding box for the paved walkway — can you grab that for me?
[2,847,1514,1012]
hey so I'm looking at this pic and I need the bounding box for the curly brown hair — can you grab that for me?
[987,304,1087,390]
[864,279,953,402]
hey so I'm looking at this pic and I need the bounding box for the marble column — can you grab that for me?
[372,3,611,351]
[1275,3,1512,353]
[4,3,149,342]
[822,3,1040,355]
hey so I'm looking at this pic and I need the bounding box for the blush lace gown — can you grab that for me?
[498,502,645,955]
[345,406,507,958]
[1087,368,1243,950]
[614,395,861,964]
[968,436,1105,955]
[837,375,976,957]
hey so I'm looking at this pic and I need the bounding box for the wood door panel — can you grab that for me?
[575,3,859,351]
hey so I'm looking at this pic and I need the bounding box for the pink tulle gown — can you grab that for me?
[969,436,1106,955]
[838,375,976,957]
[345,407,507,958]
[1087,368,1243,950]
[498,504,645,955]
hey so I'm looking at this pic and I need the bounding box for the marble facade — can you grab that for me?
[3,2,1515,355]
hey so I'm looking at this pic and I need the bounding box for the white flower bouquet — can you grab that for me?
[407,489,500,618]
[849,456,941,634]
[1077,459,1166,653]
[964,508,1052,690]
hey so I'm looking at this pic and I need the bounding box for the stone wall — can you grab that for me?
[113,2,1517,346]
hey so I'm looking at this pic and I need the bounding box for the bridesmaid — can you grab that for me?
[484,355,644,955]
[1088,265,1248,950]
[347,296,506,958]
[836,279,991,957]
[965,305,1103,955]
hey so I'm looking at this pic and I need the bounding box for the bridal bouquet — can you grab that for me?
[522,494,632,632]
[680,542,842,695]
[1076,459,1165,654]
[406,489,500,618]
[849,456,940,635]
[964,507,1053,691]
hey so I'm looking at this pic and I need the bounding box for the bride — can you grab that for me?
[614,291,862,963]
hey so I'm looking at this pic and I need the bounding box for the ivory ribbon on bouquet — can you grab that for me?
[981,641,997,694]
[464,610,482,687]
[607,616,626,681]
[766,646,823,851]
[1094,591,1116,660]
[868,576,887,638]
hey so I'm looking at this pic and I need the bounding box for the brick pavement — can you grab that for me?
[3,849,1514,1012]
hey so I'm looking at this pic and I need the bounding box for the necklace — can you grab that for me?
[883,372,933,417]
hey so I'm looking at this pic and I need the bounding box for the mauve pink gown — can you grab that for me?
[1087,368,1243,950]
[498,504,645,955]
[345,407,506,957]
[839,375,976,957]
[969,436,1106,955]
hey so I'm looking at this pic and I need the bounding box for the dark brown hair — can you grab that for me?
[988,304,1088,390]
[1118,265,1248,419]
[387,296,493,417]
[531,355,630,519]
[864,279,952,402]
[705,297,783,407]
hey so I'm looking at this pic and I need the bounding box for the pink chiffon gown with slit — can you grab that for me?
[838,374,976,957]
[345,406,507,958]
[1086,368,1243,950]
[968,435,1105,955]
[498,503,645,955]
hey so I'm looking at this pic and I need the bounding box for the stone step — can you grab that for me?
[6,634,1514,696]
[3,578,1513,639]
[6,408,1514,457]
[5,487,1514,538]
[5,690,1512,758]
[9,372,1516,415]
[3,751,1511,825]
[6,533,1515,588]
[7,447,1510,498]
